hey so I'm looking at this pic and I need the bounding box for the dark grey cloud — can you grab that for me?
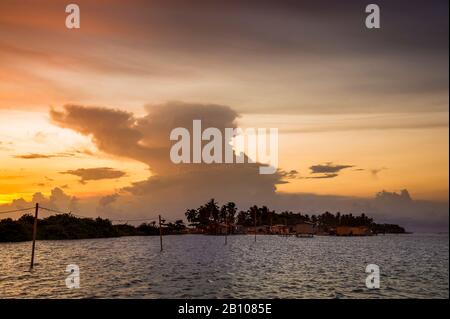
[60,167,126,184]
[2,0,447,114]
[67,0,447,59]
[310,163,354,174]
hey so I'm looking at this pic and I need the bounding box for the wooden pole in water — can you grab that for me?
[30,203,39,269]
[159,215,163,252]
[254,210,257,242]
[225,215,228,245]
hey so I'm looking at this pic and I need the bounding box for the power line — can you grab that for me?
[0,207,34,215]
[40,206,160,222]
[39,206,70,215]
[110,217,159,222]
[2,205,163,224]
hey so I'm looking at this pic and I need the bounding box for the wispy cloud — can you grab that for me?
[310,163,354,174]
[296,163,355,179]
[60,167,126,184]
[280,170,299,179]
[14,152,72,159]
[305,173,339,179]
[13,149,93,160]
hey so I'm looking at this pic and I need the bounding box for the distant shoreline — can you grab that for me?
[1,202,408,242]
[0,232,420,244]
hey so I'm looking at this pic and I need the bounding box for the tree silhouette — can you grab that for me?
[184,200,405,235]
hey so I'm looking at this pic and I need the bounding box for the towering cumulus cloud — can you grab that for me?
[50,102,284,214]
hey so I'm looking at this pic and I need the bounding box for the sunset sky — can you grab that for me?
[0,0,448,231]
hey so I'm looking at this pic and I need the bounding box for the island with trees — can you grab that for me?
[184,199,406,236]
[0,198,406,242]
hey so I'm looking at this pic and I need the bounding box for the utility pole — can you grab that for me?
[269,211,273,235]
[159,215,163,252]
[30,203,39,269]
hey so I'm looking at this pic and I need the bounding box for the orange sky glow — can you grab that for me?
[0,1,448,231]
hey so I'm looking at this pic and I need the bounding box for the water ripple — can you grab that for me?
[0,234,448,298]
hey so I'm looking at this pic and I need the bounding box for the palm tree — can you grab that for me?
[223,202,237,237]
[248,205,259,240]
[205,199,220,234]
[219,205,227,224]
[185,208,199,227]
[224,202,237,225]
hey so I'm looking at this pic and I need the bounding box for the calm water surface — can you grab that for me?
[0,234,448,298]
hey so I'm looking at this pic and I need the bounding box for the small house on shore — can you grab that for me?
[246,225,268,234]
[336,226,372,236]
[293,222,315,235]
[270,224,290,234]
[205,223,233,235]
